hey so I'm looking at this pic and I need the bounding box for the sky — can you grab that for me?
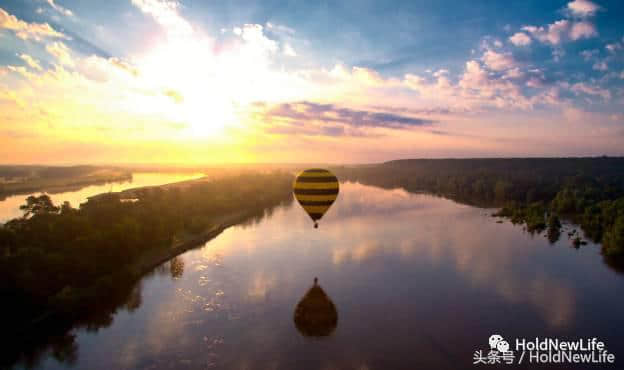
[0,0,623,164]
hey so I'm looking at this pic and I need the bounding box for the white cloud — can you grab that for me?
[482,50,516,71]
[19,54,43,71]
[0,7,67,40]
[569,21,597,40]
[76,55,138,82]
[46,42,75,67]
[526,77,543,88]
[238,24,278,54]
[522,20,569,45]
[509,32,531,46]
[567,0,600,17]
[580,49,598,61]
[606,42,622,53]
[283,43,297,56]
[592,61,608,71]
[552,48,565,62]
[46,0,73,17]
[504,67,523,79]
[571,82,611,100]
[522,20,596,46]
[131,0,192,37]
[266,22,295,35]
[433,69,449,77]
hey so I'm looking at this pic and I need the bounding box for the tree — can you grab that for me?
[19,195,59,218]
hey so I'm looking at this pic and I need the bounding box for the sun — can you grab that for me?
[183,96,236,137]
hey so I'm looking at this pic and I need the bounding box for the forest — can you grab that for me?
[0,171,294,341]
[333,157,624,256]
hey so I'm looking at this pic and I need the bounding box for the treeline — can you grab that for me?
[333,157,624,256]
[0,171,293,335]
[0,165,133,201]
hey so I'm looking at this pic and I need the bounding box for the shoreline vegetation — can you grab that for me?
[0,171,294,365]
[0,165,133,201]
[333,157,624,257]
[2,158,624,366]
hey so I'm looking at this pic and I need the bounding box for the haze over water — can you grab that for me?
[21,182,624,370]
[0,173,203,223]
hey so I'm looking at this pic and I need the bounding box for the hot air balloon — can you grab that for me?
[293,168,339,228]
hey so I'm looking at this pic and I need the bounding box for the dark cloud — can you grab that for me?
[266,101,435,131]
[368,105,454,115]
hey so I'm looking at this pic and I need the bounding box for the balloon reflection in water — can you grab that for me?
[293,278,338,337]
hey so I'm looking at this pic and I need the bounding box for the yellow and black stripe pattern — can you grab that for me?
[293,168,339,226]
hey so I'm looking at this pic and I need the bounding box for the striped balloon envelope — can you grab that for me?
[293,169,339,228]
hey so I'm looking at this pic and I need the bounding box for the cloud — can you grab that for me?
[131,0,192,37]
[522,20,569,45]
[605,42,622,53]
[283,43,297,57]
[6,65,36,80]
[569,21,597,40]
[580,49,599,61]
[263,101,434,136]
[237,24,278,54]
[567,0,600,17]
[526,77,543,88]
[433,69,449,77]
[0,7,67,40]
[46,42,75,67]
[570,82,611,100]
[109,58,139,77]
[403,60,539,111]
[509,32,531,46]
[522,20,596,45]
[481,50,516,71]
[504,67,524,79]
[592,61,608,71]
[19,54,43,71]
[46,0,73,17]
[265,22,295,35]
[76,55,138,82]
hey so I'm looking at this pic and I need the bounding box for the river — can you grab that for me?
[13,182,624,369]
[0,172,204,223]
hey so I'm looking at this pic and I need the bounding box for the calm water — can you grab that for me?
[0,173,204,223]
[19,182,624,369]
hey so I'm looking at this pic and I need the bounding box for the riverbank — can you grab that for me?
[0,166,132,200]
[1,172,294,339]
[135,208,264,276]
[333,158,624,256]
[20,207,271,332]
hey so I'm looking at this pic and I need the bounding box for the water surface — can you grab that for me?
[21,182,624,369]
[0,173,203,223]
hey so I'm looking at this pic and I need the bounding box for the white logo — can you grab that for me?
[488,334,503,350]
[474,334,515,365]
[474,335,616,366]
